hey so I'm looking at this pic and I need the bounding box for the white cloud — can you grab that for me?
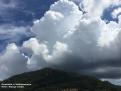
[0,0,121,85]
[26,0,121,85]
[23,0,120,71]
[112,7,121,18]
[23,38,70,70]
[32,0,82,46]
[80,0,120,19]
[97,21,120,48]
[0,43,28,80]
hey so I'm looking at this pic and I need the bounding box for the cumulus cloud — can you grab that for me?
[32,0,82,45]
[0,43,28,80]
[23,0,121,77]
[0,0,121,85]
[79,0,120,19]
[112,7,121,18]
[0,25,33,80]
[22,38,70,70]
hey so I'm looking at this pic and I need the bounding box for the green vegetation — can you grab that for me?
[0,68,121,91]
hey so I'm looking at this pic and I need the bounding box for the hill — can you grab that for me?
[0,68,121,91]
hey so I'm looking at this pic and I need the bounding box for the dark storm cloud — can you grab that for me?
[50,54,121,79]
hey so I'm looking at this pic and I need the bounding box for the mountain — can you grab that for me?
[0,68,121,91]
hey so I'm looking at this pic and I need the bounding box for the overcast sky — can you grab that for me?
[0,0,121,85]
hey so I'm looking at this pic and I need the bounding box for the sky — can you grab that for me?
[0,0,121,85]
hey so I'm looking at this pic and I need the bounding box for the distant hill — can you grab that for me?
[0,68,121,91]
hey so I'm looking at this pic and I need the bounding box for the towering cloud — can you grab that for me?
[0,0,121,85]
